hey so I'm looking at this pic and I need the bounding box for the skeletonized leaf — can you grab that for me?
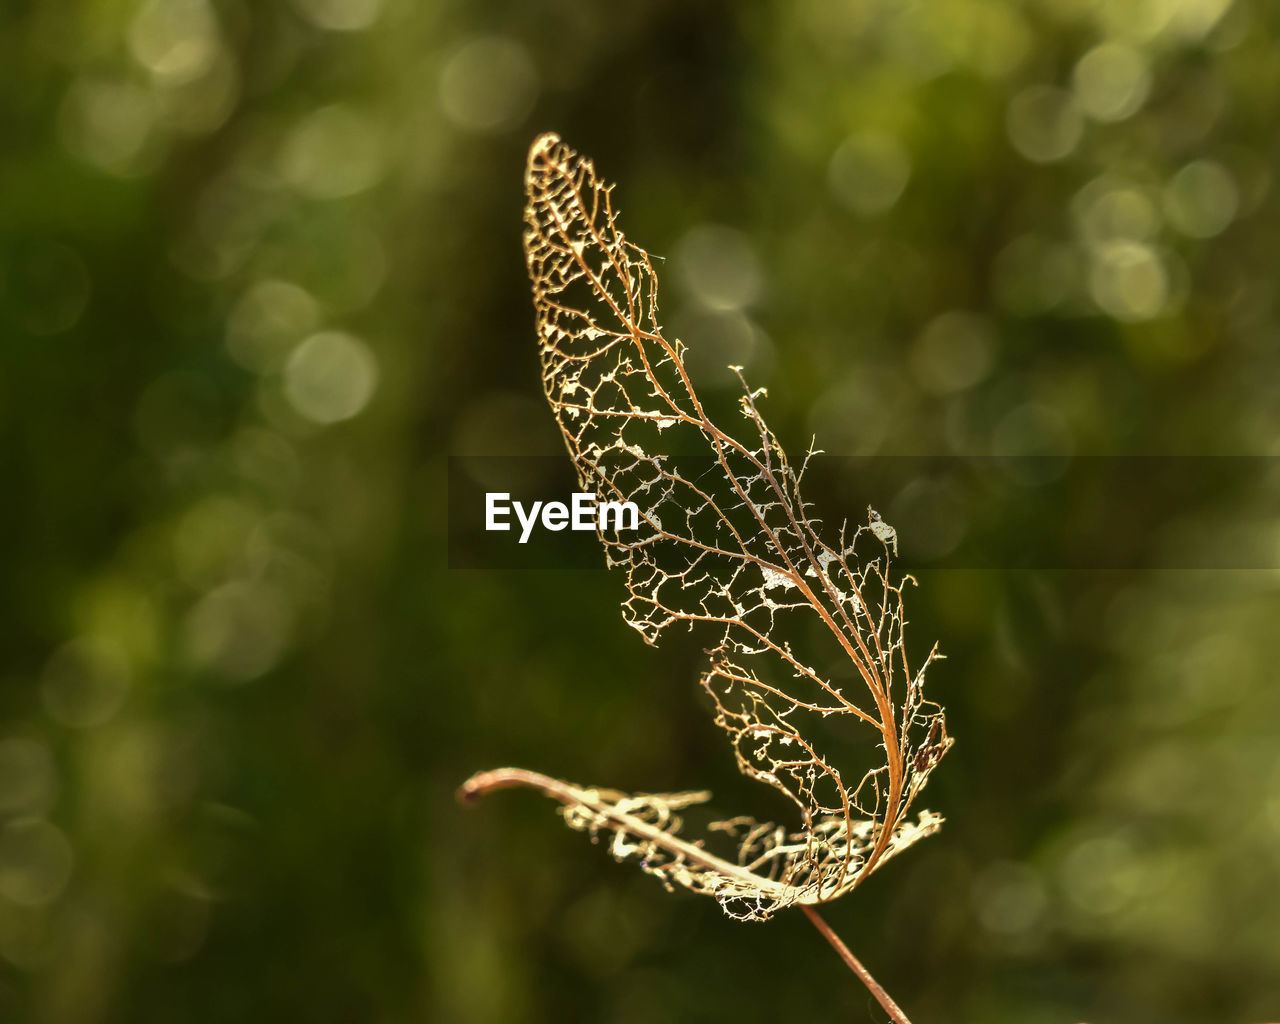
[462,133,952,922]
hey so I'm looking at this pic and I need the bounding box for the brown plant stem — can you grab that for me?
[801,905,913,1024]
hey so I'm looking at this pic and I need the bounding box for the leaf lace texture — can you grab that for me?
[464,133,952,923]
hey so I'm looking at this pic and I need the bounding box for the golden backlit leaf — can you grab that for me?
[462,133,952,922]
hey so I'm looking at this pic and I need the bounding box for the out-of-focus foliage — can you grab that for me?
[0,1,1276,1022]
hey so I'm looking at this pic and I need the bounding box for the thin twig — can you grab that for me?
[801,905,913,1024]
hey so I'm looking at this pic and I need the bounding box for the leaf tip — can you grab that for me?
[456,776,485,806]
[528,131,563,173]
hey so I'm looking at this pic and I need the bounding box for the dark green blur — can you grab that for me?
[1,1,1278,1022]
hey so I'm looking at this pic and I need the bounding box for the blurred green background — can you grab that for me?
[2,1,1279,1021]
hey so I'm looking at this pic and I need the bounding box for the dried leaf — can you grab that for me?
[461,133,952,923]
